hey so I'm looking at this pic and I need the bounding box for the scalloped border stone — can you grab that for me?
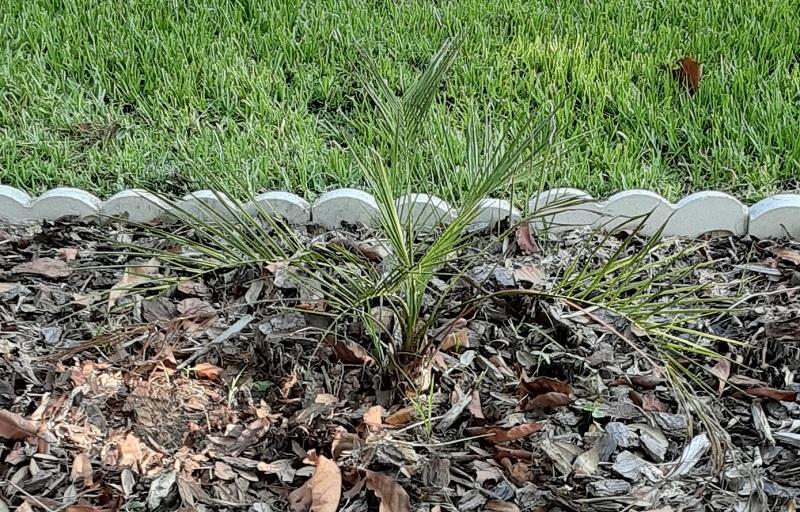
[2,184,800,240]
[396,193,454,228]
[29,187,101,221]
[312,188,378,228]
[247,191,310,224]
[174,190,238,222]
[100,189,170,223]
[749,195,800,239]
[0,185,32,225]
[470,198,520,229]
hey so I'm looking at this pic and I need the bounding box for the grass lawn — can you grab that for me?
[1,0,799,203]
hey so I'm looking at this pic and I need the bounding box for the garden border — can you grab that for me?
[1,185,799,239]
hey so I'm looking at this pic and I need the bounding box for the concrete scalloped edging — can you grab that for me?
[0,184,799,239]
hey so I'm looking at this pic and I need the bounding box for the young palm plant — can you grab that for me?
[118,38,739,460]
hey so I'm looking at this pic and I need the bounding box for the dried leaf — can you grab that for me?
[329,337,376,367]
[289,456,341,512]
[177,297,216,317]
[12,258,71,278]
[610,374,663,389]
[118,433,144,471]
[108,258,160,308]
[363,405,384,427]
[71,453,93,486]
[709,358,731,396]
[194,362,223,381]
[774,247,800,265]
[0,409,39,440]
[385,407,415,426]
[465,422,543,444]
[513,265,545,286]
[746,387,797,402]
[177,280,209,296]
[525,392,572,410]
[440,328,470,352]
[485,500,520,512]
[467,389,485,420]
[515,225,539,255]
[519,376,572,398]
[673,57,703,95]
[366,470,411,512]
[58,247,79,262]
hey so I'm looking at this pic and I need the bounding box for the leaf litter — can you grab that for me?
[0,219,799,510]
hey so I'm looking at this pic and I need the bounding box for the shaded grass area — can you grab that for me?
[1,0,799,202]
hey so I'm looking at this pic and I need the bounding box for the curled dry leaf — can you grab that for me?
[385,407,415,426]
[513,265,546,286]
[289,456,342,512]
[328,337,376,367]
[366,470,411,512]
[673,57,703,95]
[773,247,800,265]
[518,376,572,398]
[71,452,93,486]
[12,257,71,278]
[363,405,384,427]
[515,224,539,255]
[709,358,731,395]
[108,258,160,308]
[525,392,572,410]
[746,387,797,402]
[194,362,223,381]
[440,328,470,352]
[0,409,40,440]
[465,422,543,444]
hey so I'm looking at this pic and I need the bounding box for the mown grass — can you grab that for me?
[1,0,799,202]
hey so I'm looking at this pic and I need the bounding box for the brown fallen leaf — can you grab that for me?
[118,432,144,472]
[485,499,521,511]
[673,57,703,95]
[515,224,539,255]
[58,247,79,262]
[513,265,546,286]
[0,409,39,440]
[642,394,667,412]
[194,363,223,381]
[465,422,543,444]
[525,392,572,410]
[518,376,572,398]
[385,407,415,426]
[709,358,731,395]
[12,258,71,278]
[288,456,341,512]
[774,247,800,265]
[610,374,663,389]
[108,258,160,308]
[71,453,93,487]
[363,405,384,428]
[440,328,470,352]
[746,387,797,402]
[329,337,376,367]
[366,470,411,512]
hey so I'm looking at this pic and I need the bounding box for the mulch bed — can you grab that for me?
[1,219,800,512]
